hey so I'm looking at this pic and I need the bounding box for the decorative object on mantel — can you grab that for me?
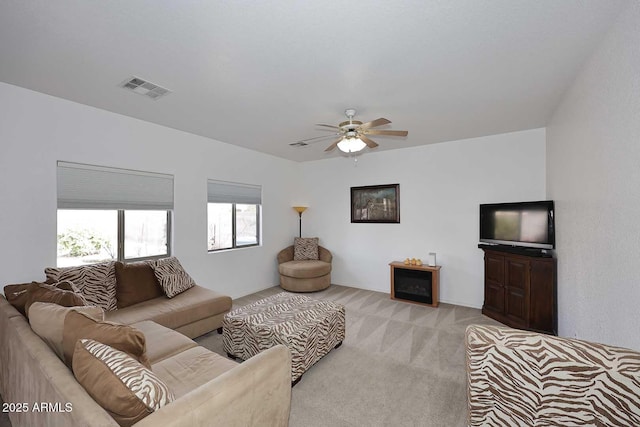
[428,252,437,267]
[292,206,308,238]
[351,184,400,223]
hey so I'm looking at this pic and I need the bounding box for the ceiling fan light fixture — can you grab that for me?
[290,108,407,154]
[337,137,366,153]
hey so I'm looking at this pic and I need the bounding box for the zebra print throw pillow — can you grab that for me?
[293,237,319,260]
[73,339,174,426]
[45,261,117,311]
[150,257,195,298]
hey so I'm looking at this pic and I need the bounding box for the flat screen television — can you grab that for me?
[479,200,555,250]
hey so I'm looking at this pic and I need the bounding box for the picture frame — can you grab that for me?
[351,184,400,223]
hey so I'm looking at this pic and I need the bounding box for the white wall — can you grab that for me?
[0,82,299,298]
[546,2,640,350]
[300,129,546,308]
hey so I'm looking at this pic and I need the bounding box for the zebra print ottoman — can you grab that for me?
[222,292,345,384]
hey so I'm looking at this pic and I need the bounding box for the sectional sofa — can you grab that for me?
[0,259,292,426]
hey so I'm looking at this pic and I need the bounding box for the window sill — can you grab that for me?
[207,244,261,254]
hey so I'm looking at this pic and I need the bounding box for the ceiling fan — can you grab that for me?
[290,109,408,153]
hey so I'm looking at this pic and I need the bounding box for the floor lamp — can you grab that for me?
[292,206,307,238]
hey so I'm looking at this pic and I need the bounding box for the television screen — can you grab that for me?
[480,201,554,249]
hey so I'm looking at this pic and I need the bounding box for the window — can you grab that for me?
[57,210,170,267]
[207,180,261,251]
[56,162,173,267]
[57,210,118,267]
[124,210,169,259]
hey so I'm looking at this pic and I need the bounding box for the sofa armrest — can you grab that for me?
[134,345,292,427]
[465,324,640,427]
[318,246,332,263]
[277,246,294,264]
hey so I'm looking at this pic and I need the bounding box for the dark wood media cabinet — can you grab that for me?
[480,246,557,335]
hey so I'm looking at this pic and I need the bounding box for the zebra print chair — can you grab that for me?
[466,324,640,426]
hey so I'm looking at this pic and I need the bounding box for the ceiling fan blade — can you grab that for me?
[300,133,340,143]
[324,137,343,152]
[364,129,408,137]
[315,123,341,130]
[360,118,391,129]
[289,133,340,146]
[360,135,379,148]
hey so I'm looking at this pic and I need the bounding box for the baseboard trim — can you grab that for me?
[331,282,483,310]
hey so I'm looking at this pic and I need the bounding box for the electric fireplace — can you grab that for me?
[389,262,441,307]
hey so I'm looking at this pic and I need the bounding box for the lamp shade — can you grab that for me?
[337,137,366,153]
[292,206,308,214]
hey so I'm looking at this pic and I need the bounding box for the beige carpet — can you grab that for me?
[0,285,501,427]
[197,285,502,427]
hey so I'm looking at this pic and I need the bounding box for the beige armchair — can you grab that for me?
[277,245,332,292]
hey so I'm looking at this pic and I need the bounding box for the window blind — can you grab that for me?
[57,161,174,210]
[207,179,262,205]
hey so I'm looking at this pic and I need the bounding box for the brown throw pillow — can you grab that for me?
[115,261,163,309]
[4,281,80,316]
[45,261,117,311]
[3,282,34,315]
[150,257,195,298]
[62,310,150,369]
[294,237,319,260]
[23,283,87,318]
[51,280,77,292]
[29,302,104,360]
[73,339,174,427]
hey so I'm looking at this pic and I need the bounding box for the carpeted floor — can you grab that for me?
[0,284,501,427]
[196,285,502,427]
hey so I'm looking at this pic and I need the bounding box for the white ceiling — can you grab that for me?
[0,1,628,162]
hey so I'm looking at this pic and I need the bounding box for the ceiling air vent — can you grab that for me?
[119,76,171,100]
[289,142,309,147]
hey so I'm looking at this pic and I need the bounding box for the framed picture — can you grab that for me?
[351,184,400,223]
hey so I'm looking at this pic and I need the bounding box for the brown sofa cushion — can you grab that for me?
[293,237,319,261]
[45,262,117,311]
[105,285,232,331]
[4,281,80,316]
[62,310,150,369]
[150,257,195,298]
[28,302,104,360]
[73,339,174,427]
[152,346,238,398]
[115,261,163,309]
[279,260,331,279]
[130,320,197,364]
